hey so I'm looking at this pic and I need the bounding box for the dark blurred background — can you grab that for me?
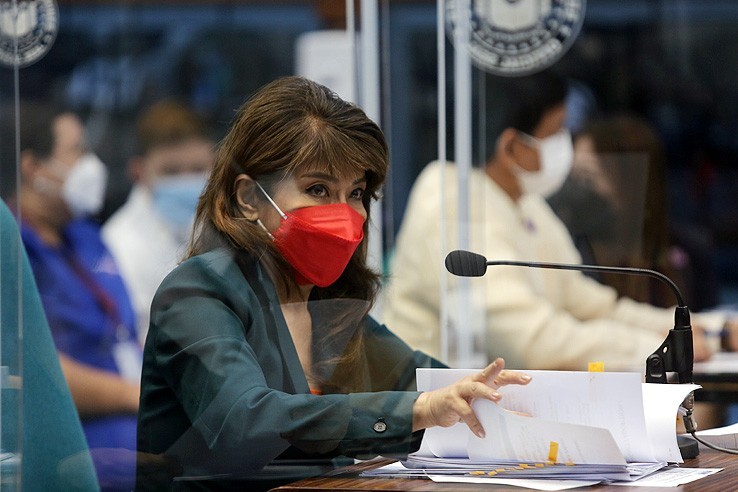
[2,0,737,307]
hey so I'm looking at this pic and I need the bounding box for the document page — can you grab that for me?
[641,382,701,462]
[416,368,697,463]
[468,400,627,465]
[489,371,652,462]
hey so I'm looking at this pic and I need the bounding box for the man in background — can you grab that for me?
[8,102,140,491]
[103,101,215,343]
[382,71,732,373]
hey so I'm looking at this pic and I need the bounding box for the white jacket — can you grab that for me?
[382,161,721,371]
[103,185,188,343]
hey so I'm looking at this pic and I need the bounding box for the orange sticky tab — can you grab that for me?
[548,441,559,463]
[588,361,605,372]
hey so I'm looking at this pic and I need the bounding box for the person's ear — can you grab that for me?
[495,128,519,168]
[234,174,260,220]
[19,150,40,185]
[126,156,145,184]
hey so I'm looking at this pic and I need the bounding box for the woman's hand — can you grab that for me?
[412,358,532,438]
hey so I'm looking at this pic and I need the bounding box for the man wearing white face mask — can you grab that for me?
[383,70,727,372]
[10,103,140,491]
[103,101,215,343]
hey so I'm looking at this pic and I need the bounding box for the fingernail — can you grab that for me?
[492,392,501,399]
[477,428,486,438]
[522,375,531,381]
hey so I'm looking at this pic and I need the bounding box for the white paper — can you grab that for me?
[610,467,722,487]
[415,368,698,464]
[688,422,738,449]
[430,474,601,490]
[468,400,627,465]
[489,371,654,462]
[641,383,700,463]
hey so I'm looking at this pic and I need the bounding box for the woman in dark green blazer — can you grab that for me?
[136,76,530,489]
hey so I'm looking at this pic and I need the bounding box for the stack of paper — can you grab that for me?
[363,455,666,482]
[363,369,700,485]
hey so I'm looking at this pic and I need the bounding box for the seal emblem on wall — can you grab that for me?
[447,0,586,76]
[0,0,59,68]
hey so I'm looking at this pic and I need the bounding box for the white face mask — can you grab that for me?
[63,153,109,217]
[515,129,573,198]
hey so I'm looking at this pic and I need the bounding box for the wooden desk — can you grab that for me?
[271,448,737,491]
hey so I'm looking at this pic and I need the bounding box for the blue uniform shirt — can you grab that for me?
[21,218,139,451]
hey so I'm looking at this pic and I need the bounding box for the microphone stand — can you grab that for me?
[476,258,700,458]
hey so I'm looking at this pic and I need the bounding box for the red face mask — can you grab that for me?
[256,182,365,287]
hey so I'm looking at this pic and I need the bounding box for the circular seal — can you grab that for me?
[0,0,59,68]
[447,0,586,76]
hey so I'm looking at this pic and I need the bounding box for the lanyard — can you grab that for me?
[61,246,127,342]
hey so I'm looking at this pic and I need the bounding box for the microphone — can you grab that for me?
[445,249,700,458]
[444,249,692,382]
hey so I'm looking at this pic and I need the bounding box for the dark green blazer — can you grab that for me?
[137,248,440,487]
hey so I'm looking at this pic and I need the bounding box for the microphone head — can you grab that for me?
[445,250,488,277]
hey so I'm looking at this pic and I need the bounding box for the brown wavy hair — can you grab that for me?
[187,76,388,391]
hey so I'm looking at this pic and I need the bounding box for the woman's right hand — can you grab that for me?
[412,358,531,438]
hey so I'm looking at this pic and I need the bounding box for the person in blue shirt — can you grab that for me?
[9,102,141,491]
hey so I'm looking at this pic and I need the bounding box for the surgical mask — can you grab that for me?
[63,153,109,217]
[151,173,207,240]
[254,181,365,287]
[516,129,573,198]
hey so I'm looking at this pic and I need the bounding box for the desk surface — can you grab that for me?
[271,448,738,491]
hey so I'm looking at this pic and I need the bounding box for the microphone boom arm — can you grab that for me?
[485,260,692,384]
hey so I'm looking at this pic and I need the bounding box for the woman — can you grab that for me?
[136,76,530,488]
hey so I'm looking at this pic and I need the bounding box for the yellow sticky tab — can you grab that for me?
[487,471,497,476]
[548,441,559,463]
[534,463,544,467]
[588,361,605,372]
[469,471,485,476]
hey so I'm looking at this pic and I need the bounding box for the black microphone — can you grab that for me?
[444,249,692,382]
[445,248,700,457]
